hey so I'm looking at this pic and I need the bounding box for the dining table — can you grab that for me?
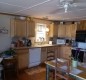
[45,59,86,80]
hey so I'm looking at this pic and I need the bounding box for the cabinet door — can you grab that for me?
[53,23,58,37]
[41,47,47,62]
[16,49,29,70]
[14,19,27,37]
[49,22,58,37]
[65,24,72,38]
[27,21,35,37]
[58,24,66,37]
[77,21,86,30]
[71,24,77,39]
[49,22,54,37]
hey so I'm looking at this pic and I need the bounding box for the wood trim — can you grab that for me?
[0,12,27,17]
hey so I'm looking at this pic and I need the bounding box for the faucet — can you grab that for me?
[39,37,44,45]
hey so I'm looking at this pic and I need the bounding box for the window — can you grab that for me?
[35,23,47,42]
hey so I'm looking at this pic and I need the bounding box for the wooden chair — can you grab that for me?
[55,58,74,80]
[3,56,18,80]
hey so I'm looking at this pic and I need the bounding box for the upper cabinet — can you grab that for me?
[49,22,58,37]
[65,24,77,38]
[77,20,86,31]
[71,24,77,38]
[27,20,35,37]
[58,24,66,37]
[14,19,27,37]
[10,18,35,37]
[49,22,77,39]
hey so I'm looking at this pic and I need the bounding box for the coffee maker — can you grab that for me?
[27,39,32,46]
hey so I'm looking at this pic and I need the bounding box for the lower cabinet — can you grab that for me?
[41,46,58,62]
[15,48,29,70]
[41,47,47,63]
[15,45,71,69]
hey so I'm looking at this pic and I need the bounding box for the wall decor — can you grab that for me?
[0,27,8,34]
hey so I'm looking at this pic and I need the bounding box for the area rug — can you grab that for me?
[25,66,46,75]
[25,66,46,80]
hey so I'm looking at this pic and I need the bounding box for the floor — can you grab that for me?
[4,64,48,80]
[18,65,62,80]
[5,64,69,80]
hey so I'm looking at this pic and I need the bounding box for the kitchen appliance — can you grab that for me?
[22,37,32,46]
[56,38,66,45]
[27,39,32,46]
[29,48,41,67]
[77,42,86,49]
[76,30,86,42]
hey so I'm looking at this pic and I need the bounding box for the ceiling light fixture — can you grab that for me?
[64,2,69,13]
[60,0,73,13]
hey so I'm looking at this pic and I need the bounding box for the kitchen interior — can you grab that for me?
[0,0,86,80]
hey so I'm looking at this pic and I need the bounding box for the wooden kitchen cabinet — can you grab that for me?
[41,46,57,62]
[77,20,86,30]
[58,24,66,37]
[41,47,47,62]
[27,20,35,37]
[14,19,27,37]
[65,24,77,38]
[71,24,77,39]
[49,22,58,37]
[15,48,29,70]
[65,24,72,38]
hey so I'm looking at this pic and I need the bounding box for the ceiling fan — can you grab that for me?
[60,0,73,13]
[51,0,86,14]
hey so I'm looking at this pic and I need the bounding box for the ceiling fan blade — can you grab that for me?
[74,0,86,3]
[50,7,64,14]
[72,3,86,7]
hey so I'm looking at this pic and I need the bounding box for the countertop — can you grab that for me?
[14,44,71,50]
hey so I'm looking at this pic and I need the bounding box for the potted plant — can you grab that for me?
[71,48,80,67]
[0,48,15,58]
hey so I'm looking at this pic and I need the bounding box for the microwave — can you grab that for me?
[56,39,66,45]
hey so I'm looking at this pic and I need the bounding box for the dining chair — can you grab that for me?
[55,58,74,80]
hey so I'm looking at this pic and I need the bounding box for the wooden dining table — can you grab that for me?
[45,60,86,80]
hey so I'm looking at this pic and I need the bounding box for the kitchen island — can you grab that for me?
[14,44,72,70]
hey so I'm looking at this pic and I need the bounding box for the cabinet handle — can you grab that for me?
[47,51,55,53]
